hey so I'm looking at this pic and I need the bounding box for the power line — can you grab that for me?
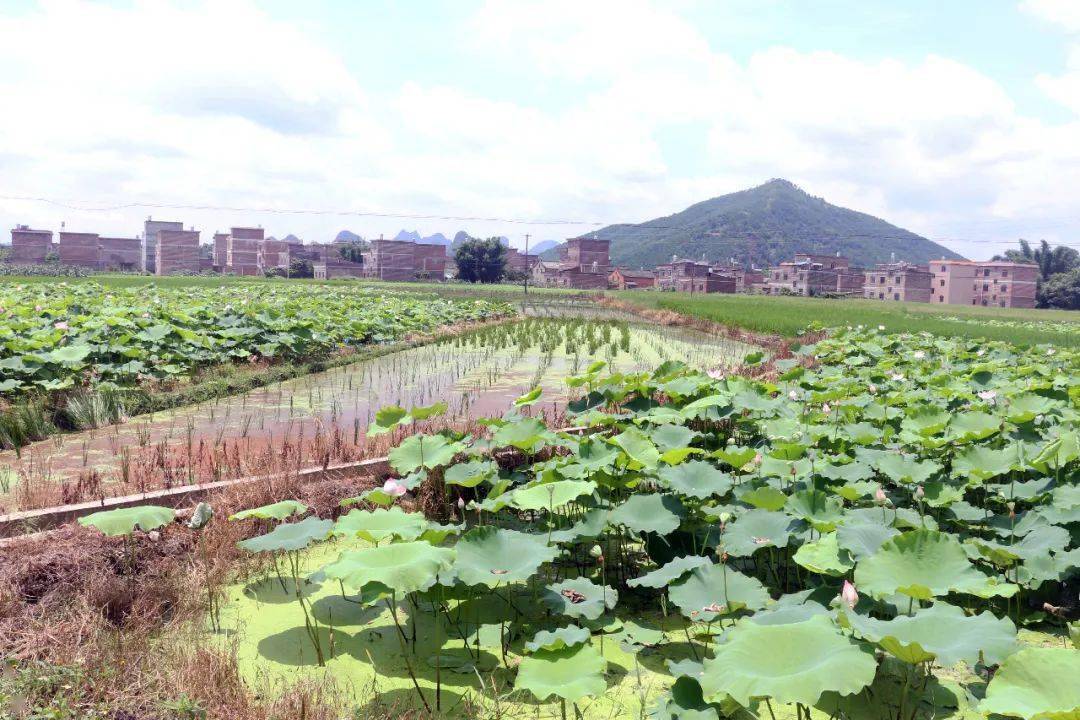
[2,191,1078,249]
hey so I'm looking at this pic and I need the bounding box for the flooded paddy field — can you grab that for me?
[0,307,756,512]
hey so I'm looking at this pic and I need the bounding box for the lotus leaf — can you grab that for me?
[669,562,769,622]
[453,527,557,587]
[609,493,685,535]
[627,555,711,589]
[512,480,596,511]
[320,541,455,594]
[514,643,607,703]
[723,509,798,557]
[842,602,1016,665]
[388,434,463,473]
[854,529,1005,600]
[793,533,854,576]
[238,516,333,553]
[980,647,1080,720]
[658,461,733,500]
[230,500,308,522]
[333,507,427,544]
[444,459,498,488]
[525,625,590,652]
[543,577,618,620]
[699,615,877,707]
[79,505,176,536]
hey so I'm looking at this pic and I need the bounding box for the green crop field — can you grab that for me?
[618,290,1080,346]
[48,325,1080,720]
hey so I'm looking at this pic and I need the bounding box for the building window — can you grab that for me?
[894,293,900,301]
[939,279,945,287]
[1002,270,1008,277]
[940,265,946,272]
[983,269,990,277]
[939,296,944,303]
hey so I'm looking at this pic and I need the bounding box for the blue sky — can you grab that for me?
[1,0,1079,259]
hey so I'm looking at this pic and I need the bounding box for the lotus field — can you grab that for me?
[79,327,1078,719]
[0,282,509,396]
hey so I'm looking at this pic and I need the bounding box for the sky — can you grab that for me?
[2,0,1080,259]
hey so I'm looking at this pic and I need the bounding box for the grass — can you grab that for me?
[616,290,1080,346]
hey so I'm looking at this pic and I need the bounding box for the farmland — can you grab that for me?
[0,280,1077,720]
[616,291,1080,347]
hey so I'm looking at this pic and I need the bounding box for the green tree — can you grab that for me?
[289,257,314,278]
[337,241,368,264]
[1039,267,1080,309]
[993,239,1077,281]
[454,237,507,283]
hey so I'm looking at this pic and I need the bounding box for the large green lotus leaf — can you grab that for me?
[854,529,998,600]
[512,480,596,511]
[628,555,711,589]
[818,460,874,484]
[669,563,769,622]
[419,520,465,545]
[320,541,455,594]
[712,445,758,471]
[652,676,728,720]
[793,533,854,576]
[699,615,877,707]
[947,411,1001,443]
[238,516,333,553]
[609,493,685,535]
[515,644,607,703]
[836,522,899,560]
[79,505,176,537]
[443,459,498,488]
[980,647,1080,720]
[230,500,307,521]
[649,423,699,452]
[388,434,463,473]
[410,401,447,421]
[658,461,733,500]
[544,578,622,621]
[611,426,661,468]
[493,417,552,452]
[952,445,1014,483]
[333,507,427,544]
[1030,432,1080,473]
[543,577,618,621]
[549,508,609,544]
[901,407,950,437]
[723,509,799,557]
[841,603,1016,666]
[921,480,965,507]
[875,455,941,485]
[973,525,1071,568]
[525,625,591,652]
[786,490,845,531]
[367,405,409,436]
[737,486,788,511]
[454,527,557,587]
[841,422,880,445]
[759,456,813,481]
[1005,394,1058,424]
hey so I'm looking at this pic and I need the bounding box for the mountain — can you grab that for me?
[529,239,559,255]
[597,179,964,269]
[394,229,422,242]
[283,233,301,243]
[423,232,450,246]
[335,230,362,243]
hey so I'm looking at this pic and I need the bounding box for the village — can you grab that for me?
[6,220,1039,308]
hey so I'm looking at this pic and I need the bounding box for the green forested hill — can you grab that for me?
[583,179,964,268]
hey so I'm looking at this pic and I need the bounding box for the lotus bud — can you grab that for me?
[753,453,762,465]
[878,325,885,331]
[915,485,924,500]
[841,580,858,609]
[822,403,831,414]
[457,497,465,510]
[874,488,888,506]
[719,512,731,525]
[54,321,69,331]
[1007,501,1016,520]
[382,478,407,498]
[721,551,729,563]
[726,437,735,445]
[788,390,799,401]
[868,384,877,394]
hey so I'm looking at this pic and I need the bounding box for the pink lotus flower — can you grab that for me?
[54,321,68,330]
[822,403,831,414]
[874,488,888,506]
[382,479,407,498]
[706,368,725,380]
[457,497,465,510]
[841,580,858,609]
[34,305,42,312]
[913,350,926,360]
[915,485,925,500]
[788,390,799,401]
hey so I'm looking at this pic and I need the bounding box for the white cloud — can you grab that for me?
[0,0,1078,258]
[1021,0,1080,33]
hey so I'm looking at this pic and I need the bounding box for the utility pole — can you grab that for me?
[524,233,530,296]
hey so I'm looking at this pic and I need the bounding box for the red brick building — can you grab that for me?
[156,229,200,275]
[260,238,290,271]
[532,237,611,289]
[931,260,1038,308]
[58,232,101,268]
[98,237,141,271]
[863,262,933,303]
[766,254,863,296]
[608,268,655,289]
[505,248,540,275]
[143,218,184,273]
[226,227,263,276]
[8,227,54,264]
[213,232,229,270]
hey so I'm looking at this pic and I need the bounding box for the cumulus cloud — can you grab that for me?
[0,0,1078,257]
